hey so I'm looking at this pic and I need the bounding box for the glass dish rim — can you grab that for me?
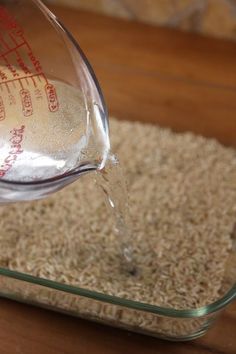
[0,267,235,319]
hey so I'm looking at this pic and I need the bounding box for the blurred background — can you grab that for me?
[46,0,236,41]
[45,0,236,146]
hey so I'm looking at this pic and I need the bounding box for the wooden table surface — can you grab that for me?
[1,5,236,354]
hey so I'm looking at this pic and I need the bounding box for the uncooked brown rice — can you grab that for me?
[0,118,235,337]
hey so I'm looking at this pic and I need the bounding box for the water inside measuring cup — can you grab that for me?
[0,79,107,182]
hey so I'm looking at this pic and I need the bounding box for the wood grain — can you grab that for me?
[51,7,236,146]
[0,5,235,354]
[0,299,235,354]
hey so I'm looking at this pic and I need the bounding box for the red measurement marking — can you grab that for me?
[0,7,43,77]
[16,53,31,75]
[0,6,60,115]
[27,50,42,73]
[2,55,19,78]
[23,41,31,51]
[0,96,5,120]
[45,84,59,112]
[0,34,10,50]
[18,78,24,90]
[30,76,37,87]
[0,41,26,58]
[9,32,19,46]
[0,6,19,31]
[20,89,33,117]
[0,66,7,80]
[4,81,10,93]
[0,125,25,178]
[35,88,43,100]
[0,73,44,86]
[40,73,48,84]
[0,6,24,41]
[8,93,16,106]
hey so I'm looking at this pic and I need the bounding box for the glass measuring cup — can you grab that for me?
[0,0,110,203]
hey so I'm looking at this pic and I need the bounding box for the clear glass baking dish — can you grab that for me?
[0,263,235,341]
[0,121,235,340]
